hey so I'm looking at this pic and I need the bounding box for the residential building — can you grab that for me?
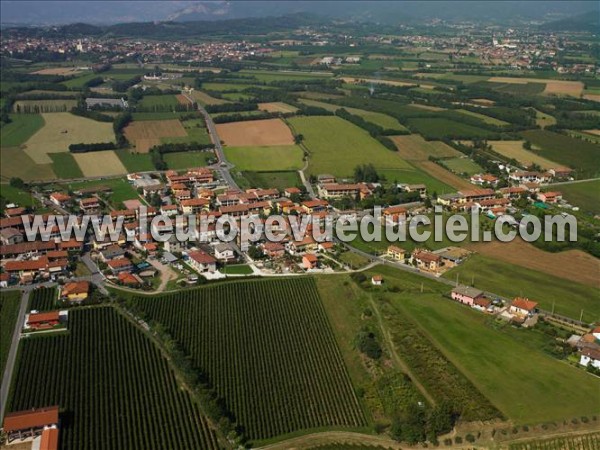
[188,251,217,273]
[107,258,133,274]
[510,297,538,316]
[371,275,383,285]
[302,253,318,270]
[412,249,441,272]
[61,281,89,303]
[214,243,235,261]
[387,245,406,261]
[451,286,484,306]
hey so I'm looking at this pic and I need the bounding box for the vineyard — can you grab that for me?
[8,306,220,450]
[132,277,367,442]
[28,286,58,312]
[0,291,21,376]
[509,432,600,450]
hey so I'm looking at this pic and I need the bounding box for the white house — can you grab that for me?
[213,243,235,261]
[187,251,217,273]
[579,347,600,370]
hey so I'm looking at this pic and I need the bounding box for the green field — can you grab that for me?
[221,92,255,101]
[9,307,220,450]
[288,116,413,177]
[61,72,101,89]
[49,152,84,178]
[239,69,334,82]
[443,254,600,323]
[132,278,366,442]
[520,129,600,177]
[161,118,212,145]
[443,157,483,175]
[163,151,214,170]
[202,82,256,92]
[1,146,55,181]
[366,265,600,424]
[0,184,36,207]
[64,178,138,204]
[138,95,180,109]
[556,179,600,215]
[1,114,45,147]
[299,99,409,132]
[131,111,192,121]
[0,291,21,378]
[225,145,304,171]
[221,264,254,275]
[407,118,498,140]
[236,170,302,191]
[117,152,155,172]
[455,109,509,126]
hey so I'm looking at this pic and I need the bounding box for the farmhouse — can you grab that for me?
[2,406,59,443]
[61,281,89,302]
[412,250,441,272]
[470,173,499,186]
[549,167,573,179]
[302,253,318,270]
[387,245,406,261]
[579,347,600,370]
[26,311,61,330]
[50,192,72,207]
[510,297,538,316]
[538,191,562,204]
[451,285,484,306]
[188,251,217,273]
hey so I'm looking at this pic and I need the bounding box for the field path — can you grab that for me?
[257,431,402,450]
[367,293,437,406]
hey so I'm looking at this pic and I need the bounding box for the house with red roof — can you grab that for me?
[509,297,538,316]
[302,253,318,270]
[411,249,441,272]
[3,406,59,443]
[188,251,217,273]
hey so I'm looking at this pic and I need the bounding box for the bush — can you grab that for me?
[355,330,382,360]
[465,434,475,443]
[454,436,462,444]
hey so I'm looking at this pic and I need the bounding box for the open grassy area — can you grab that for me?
[160,118,212,146]
[1,114,45,147]
[520,130,600,177]
[72,151,127,177]
[1,146,55,181]
[455,109,509,126]
[49,152,84,179]
[288,116,413,177]
[61,72,101,89]
[371,265,600,425]
[443,254,599,323]
[239,69,333,82]
[235,170,302,191]
[163,151,214,170]
[442,157,484,175]
[0,184,36,207]
[556,179,600,215]
[64,178,138,204]
[221,264,254,275]
[487,140,561,170]
[407,118,498,140]
[138,95,180,109]
[117,151,155,172]
[225,145,304,171]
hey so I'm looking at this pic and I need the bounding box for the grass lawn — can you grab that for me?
[221,264,253,275]
[555,179,600,215]
[288,116,413,177]
[225,145,304,171]
[239,69,333,82]
[0,291,21,378]
[117,152,155,172]
[520,129,600,178]
[1,114,45,147]
[64,178,138,204]
[49,152,84,178]
[61,73,100,89]
[376,167,455,194]
[338,251,370,269]
[163,151,214,170]
[0,184,36,207]
[443,254,599,323]
[235,170,301,190]
[373,265,600,424]
[443,157,484,176]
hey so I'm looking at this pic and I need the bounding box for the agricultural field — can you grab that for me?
[162,151,214,170]
[442,157,484,176]
[22,113,115,164]
[0,291,21,378]
[235,170,302,191]
[160,117,211,145]
[368,265,600,424]
[28,287,58,312]
[224,145,304,171]
[520,130,600,177]
[509,432,600,450]
[258,102,299,113]
[123,119,187,152]
[30,67,82,76]
[216,118,295,147]
[487,77,584,97]
[467,239,600,288]
[72,150,128,177]
[1,146,55,181]
[239,69,334,82]
[287,116,412,177]
[391,134,462,161]
[407,118,497,140]
[568,130,600,144]
[406,161,474,191]
[49,152,84,178]
[13,99,77,113]
[532,109,557,128]
[454,109,509,126]
[0,114,45,147]
[138,94,180,110]
[9,307,221,450]
[130,111,192,121]
[117,151,155,172]
[132,278,367,442]
[0,184,36,207]
[487,140,561,170]
[299,99,409,132]
[556,179,600,215]
[190,90,229,106]
[443,254,600,323]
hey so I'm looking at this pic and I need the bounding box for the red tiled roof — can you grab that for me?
[5,257,49,272]
[188,251,216,265]
[512,297,538,312]
[413,250,440,263]
[62,281,89,296]
[40,427,59,450]
[303,253,318,263]
[3,406,59,432]
[28,311,60,324]
[107,258,132,269]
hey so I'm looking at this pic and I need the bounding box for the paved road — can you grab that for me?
[540,177,600,187]
[0,290,29,420]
